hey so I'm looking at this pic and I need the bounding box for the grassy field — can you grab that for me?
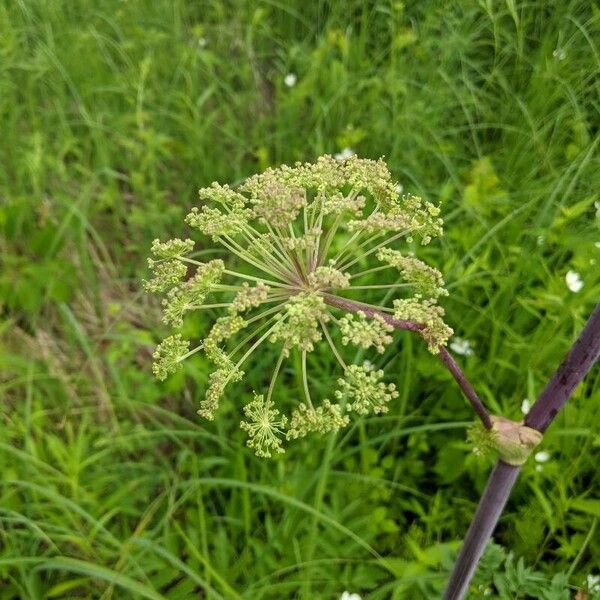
[1,1,599,598]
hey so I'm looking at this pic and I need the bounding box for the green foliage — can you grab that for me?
[468,544,575,600]
[0,0,599,598]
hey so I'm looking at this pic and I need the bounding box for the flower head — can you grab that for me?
[335,363,399,415]
[587,573,600,594]
[450,336,474,357]
[334,148,355,160]
[377,248,447,299]
[287,400,349,439]
[284,73,297,87]
[565,270,583,293]
[395,297,453,352]
[240,394,288,457]
[338,311,393,353]
[152,335,190,381]
[340,592,362,600]
[146,156,452,456]
[534,450,550,463]
[534,450,551,472]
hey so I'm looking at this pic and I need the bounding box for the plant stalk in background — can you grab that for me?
[443,303,600,600]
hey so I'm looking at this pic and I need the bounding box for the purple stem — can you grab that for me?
[323,292,423,333]
[525,303,600,432]
[443,303,600,600]
[323,293,492,429]
[443,462,521,600]
[438,346,492,430]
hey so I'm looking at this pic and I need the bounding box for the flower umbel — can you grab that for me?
[146,155,453,456]
[335,363,399,415]
[152,334,191,381]
[338,311,393,353]
[240,394,288,457]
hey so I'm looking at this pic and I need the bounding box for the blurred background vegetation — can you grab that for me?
[0,0,599,598]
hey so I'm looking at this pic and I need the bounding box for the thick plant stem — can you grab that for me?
[323,293,492,429]
[443,303,600,600]
[442,461,521,599]
[525,303,600,433]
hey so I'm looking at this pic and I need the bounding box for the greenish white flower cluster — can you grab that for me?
[146,155,453,457]
[338,312,393,353]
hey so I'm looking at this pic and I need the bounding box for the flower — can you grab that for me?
[146,156,450,456]
[335,363,399,415]
[240,394,287,457]
[340,593,362,600]
[334,147,355,160]
[338,311,393,353]
[284,73,297,87]
[595,200,600,218]
[395,297,452,352]
[450,337,474,356]
[587,573,600,593]
[152,335,191,381]
[565,270,583,293]
[535,450,550,471]
[287,400,349,439]
[520,398,531,415]
[377,248,447,298]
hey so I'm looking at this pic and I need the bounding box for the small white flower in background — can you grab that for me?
[552,47,566,60]
[334,147,355,160]
[587,573,600,593]
[537,235,544,246]
[284,73,297,87]
[520,399,531,415]
[595,241,600,249]
[340,592,362,600]
[594,200,600,217]
[565,270,583,293]
[535,451,550,463]
[395,183,404,194]
[197,37,207,48]
[450,337,474,356]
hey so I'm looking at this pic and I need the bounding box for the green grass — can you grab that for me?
[1,0,599,598]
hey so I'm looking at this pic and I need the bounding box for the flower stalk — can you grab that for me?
[442,302,600,600]
[322,293,493,429]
